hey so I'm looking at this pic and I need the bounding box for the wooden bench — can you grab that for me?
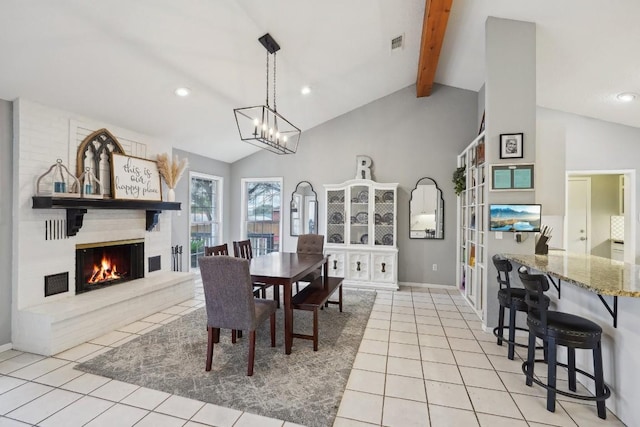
[291,276,343,351]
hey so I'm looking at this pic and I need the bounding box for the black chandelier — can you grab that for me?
[234,33,301,155]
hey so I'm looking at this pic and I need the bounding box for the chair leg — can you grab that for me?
[213,327,220,344]
[270,313,276,347]
[496,304,505,346]
[313,308,319,351]
[261,287,266,299]
[274,286,280,309]
[567,347,576,392]
[593,341,607,419]
[525,330,536,386]
[507,306,517,360]
[546,337,557,413]
[206,327,215,371]
[296,281,300,293]
[338,284,343,312]
[247,330,256,376]
[232,329,237,344]
[237,330,243,338]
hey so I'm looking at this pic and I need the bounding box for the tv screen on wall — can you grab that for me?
[489,204,541,232]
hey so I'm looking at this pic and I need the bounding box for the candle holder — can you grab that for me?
[36,159,81,198]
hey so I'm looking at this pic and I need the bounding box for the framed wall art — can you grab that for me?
[490,163,534,191]
[499,133,523,159]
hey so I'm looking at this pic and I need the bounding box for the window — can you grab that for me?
[190,172,223,268]
[241,178,283,256]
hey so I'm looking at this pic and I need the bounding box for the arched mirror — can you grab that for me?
[410,177,444,239]
[290,181,318,236]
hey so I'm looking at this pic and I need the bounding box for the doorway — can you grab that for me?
[565,170,635,263]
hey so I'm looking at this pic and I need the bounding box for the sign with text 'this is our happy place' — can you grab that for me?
[110,153,162,201]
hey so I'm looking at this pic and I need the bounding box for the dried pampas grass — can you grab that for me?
[157,153,188,189]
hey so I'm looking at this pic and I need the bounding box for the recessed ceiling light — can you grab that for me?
[616,92,637,102]
[174,87,191,97]
[301,85,311,95]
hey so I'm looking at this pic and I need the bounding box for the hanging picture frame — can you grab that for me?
[499,133,524,159]
[490,163,534,191]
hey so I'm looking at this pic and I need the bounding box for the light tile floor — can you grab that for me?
[0,285,626,427]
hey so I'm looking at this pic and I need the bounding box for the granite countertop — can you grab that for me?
[502,250,640,297]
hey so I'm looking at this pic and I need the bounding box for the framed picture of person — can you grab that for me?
[499,133,524,159]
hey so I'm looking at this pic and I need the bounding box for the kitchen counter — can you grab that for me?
[502,250,640,297]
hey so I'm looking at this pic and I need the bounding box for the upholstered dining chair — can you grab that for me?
[204,242,246,341]
[233,239,278,306]
[295,234,324,293]
[198,255,276,376]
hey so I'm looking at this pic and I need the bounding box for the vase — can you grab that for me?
[167,188,176,202]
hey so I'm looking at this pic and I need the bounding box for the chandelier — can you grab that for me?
[234,33,301,155]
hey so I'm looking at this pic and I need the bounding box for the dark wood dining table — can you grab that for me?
[249,252,328,354]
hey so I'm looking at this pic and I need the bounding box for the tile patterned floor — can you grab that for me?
[0,284,626,426]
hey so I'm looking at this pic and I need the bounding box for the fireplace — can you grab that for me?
[76,239,145,294]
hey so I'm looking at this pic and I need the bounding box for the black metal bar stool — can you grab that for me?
[492,254,549,360]
[518,268,611,419]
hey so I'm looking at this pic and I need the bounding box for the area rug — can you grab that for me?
[76,289,375,427]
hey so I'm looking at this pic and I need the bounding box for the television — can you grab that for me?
[489,204,541,232]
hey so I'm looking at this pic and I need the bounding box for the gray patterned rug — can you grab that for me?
[76,289,375,427]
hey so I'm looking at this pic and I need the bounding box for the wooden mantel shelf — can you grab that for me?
[32,196,181,236]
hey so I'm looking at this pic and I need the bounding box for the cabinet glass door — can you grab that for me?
[327,189,346,244]
[374,188,395,246]
[350,184,370,245]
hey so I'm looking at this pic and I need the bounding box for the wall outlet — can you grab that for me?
[432,264,438,271]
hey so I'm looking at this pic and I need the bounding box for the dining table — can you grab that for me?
[249,251,328,354]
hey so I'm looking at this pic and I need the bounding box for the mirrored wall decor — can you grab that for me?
[410,177,444,239]
[290,181,318,236]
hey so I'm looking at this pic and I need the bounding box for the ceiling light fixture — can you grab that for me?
[174,87,191,97]
[301,85,311,95]
[616,92,637,102]
[234,33,301,155]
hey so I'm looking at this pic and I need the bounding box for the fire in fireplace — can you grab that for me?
[76,239,144,294]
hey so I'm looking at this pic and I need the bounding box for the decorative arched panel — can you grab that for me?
[76,128,125,197]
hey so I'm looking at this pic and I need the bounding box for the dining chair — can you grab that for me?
[204,243,229,256]
[198,255,276,376]
[295,234,324,293]
[233,239,279,307]
[204,242,246,341]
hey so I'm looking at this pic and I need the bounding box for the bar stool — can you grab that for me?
[492,254,549,360]
[518,268,610,419]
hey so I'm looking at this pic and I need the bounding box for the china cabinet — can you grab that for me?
[456,132,486,319]
[324,179,398,290]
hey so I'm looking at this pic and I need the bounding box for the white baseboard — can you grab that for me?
[0,343,12,353]
[398,281,457,290]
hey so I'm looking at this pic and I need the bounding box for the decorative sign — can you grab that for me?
[490,164,534,191]
[111,153,162,201]
[355,155,372,180]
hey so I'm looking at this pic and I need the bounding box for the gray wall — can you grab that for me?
[171,148,232,271]
[0,99,12,346]
[229,84,478,285]
[484,17,537,325]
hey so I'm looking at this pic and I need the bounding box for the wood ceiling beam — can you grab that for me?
[416,0,453,97]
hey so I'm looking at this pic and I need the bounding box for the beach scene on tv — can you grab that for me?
[490,204,541,232]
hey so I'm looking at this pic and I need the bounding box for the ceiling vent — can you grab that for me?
[391,34,404,52]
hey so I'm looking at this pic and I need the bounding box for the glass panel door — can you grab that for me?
[190,173,222,268]
[243,179,282,256]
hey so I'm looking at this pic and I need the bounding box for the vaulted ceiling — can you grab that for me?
[1,0,639,162]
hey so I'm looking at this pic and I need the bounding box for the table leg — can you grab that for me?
[323,260,329,287]
[284,282,293,354]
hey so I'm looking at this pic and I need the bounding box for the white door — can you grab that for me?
[567,177,590,254]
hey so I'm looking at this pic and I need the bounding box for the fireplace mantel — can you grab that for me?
[32,196,181,236]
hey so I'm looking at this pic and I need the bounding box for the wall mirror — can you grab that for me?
[290,181,318,236]
[410,177,444,239]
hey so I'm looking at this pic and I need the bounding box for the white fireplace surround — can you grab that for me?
[12,99,195,355]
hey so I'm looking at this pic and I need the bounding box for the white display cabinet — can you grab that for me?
[324,179,398,290]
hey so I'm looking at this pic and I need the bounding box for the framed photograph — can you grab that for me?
[499,133,523,159]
